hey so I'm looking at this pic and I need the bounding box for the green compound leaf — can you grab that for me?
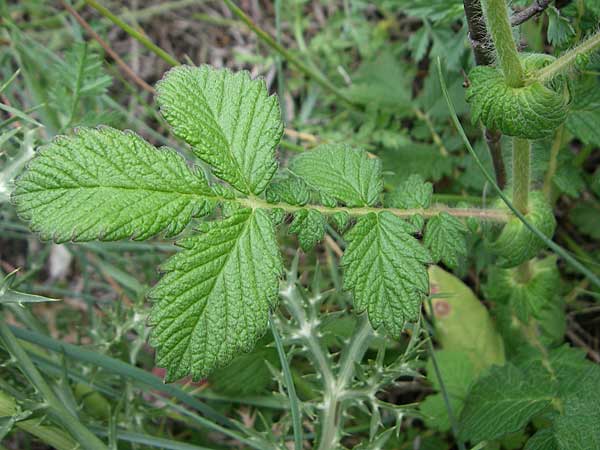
[13,127,213,243]
[156,65,283,195]
[289,208,326,251]
[466,54,567,139]
[342,212,431,337]
[148,208,282,381]
[488,191,556,268]
[290,144,383,207]
[424,212,468,269]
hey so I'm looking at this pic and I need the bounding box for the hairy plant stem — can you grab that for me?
[536,30,600,83]
[543,125,565,199]
[317,315,373,450]
[0,314,109,450]
[239,196,510,222]
[482,0,525,87]
[512,137,531,214]
[463,0,507,188]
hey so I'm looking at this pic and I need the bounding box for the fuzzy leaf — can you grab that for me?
[156,65,283,195]
[488,191,556,268]
[466,55,567,139]
[486,256,560,322]
[13,127,213,242]
[266,175,310,206]
[342,212,431,336]
[566,76,600,146]
[569,201,600,240]
[289,209,326,251]
[148,208,282,381]
[290,144,383,207]
[424,213,468,269]
[386,174,432,230]
[459,363,555,442]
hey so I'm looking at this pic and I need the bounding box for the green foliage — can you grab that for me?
[486,256,560,322]
[13,127,214,242]
[290,144,383,207]
[428,266,505,371]
[386,174,432,230]
[148,208,282,381]
[342,212,431,337]
[289,209,326,251]
[465,55,567,139]
[424,212,468,269]
[488,192,557,267]
[421,350,476,431]
[460,346,600,448]
[156,65,283,195]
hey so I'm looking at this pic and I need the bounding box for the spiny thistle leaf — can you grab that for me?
[342,212,431,337]
[148,208,282,382]
[156,65,283,195]
[13,127,213,242]
[290,144,383,207]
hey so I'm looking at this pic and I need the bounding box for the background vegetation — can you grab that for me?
[1,0,599,449]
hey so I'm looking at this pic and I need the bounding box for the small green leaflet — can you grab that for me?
[290,144,383,207]
[424,212,468,269]
[342,212,431,337]
[289,209,326,251]
[149,208,282,381]
[386,174,432,230]
[156,65,283,195]
[13,127,213,242]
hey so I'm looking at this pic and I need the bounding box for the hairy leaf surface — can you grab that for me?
[424,212,468,269]
[342,212,431,336]
[157,65,283,195]
[149,208,282,381]
[290,144,383,207]
[289,209,326,251]
[13,127,213,242]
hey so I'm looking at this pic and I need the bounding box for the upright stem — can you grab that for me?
[512,137,531,214]
[482,0,524,87]
[463,0,507,188]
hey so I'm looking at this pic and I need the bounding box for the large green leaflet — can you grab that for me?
[149,208,282,381]
[156,65,283,195]
[13,127,214,242]
[14,65,440,380]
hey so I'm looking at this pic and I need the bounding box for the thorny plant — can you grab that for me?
[2,0,600,449]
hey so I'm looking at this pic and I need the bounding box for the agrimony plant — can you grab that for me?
[13,65,510,381]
